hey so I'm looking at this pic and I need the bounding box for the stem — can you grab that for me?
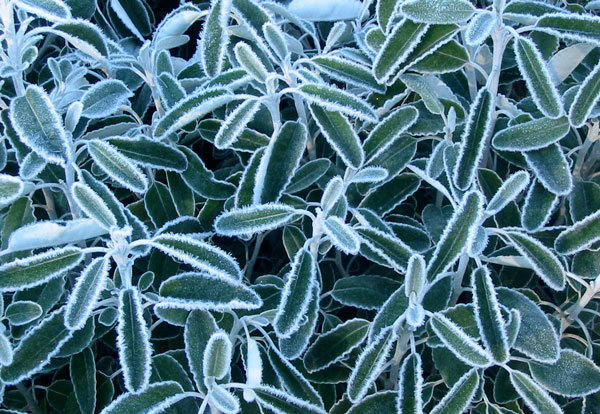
[245,233,266,281]
[16,382,43,414]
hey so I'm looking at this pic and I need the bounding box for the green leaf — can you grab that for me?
[430,313,491,367]
[267,347,323,406]
[509,370,562,414]
[71,348,96,414]
[254,121,307,204]
[0,175,25,205]
[370,285,409,340]
[332,275,401,310]
[471,267,509,364]
[5,300,42,326]
[279,284,319,360]
[530,349,600,397]
[154,87,232,139]
[72,182,117,230]
[323,216,360,254]
[515,36,563,118]
[274,248,317,338]
[214,99,261,150]
[203,331,232,381]
[286,159,331,194]
[299,83,378,123]
[215,204,298,236]
[569,61,600,127]
[347,391,396,414]
[253,386,327,414]
[50,20,108,60]
[158,272,262,311]
[570,181,600,222]
[357,226,413,272]
[396,353,423,414]
[427,191,484,279]
[108,137,188,172]
[320,176,344,213]
[201,0,231,77]
[144,182,178,228]
[348,328,395,403]
[486,171,530,215]
[0,308,73,385]
[65,257,109,330]
[87,140,148,193]
[506,231,565,290]
[555,207,600,254]
[81,80,133,119]
[312,55,384,93]
[401,24,459,73]
[536,13,600,46]
[117,288,151,392]
[401,0,475,24]
[522,179,558,232]
[184,310,218,393]
[151,233,242,280]
[374,20,429,83]
[363,106,419,163]
[303,318,369,373]
[0,246,83,292]
[410,40,469,73]
[9,85,71,165]
[263,22,288,61]
[497,288,559,363]
[98,381,186,414]
[492,116,570,151]
[14,0,71,21]
[309,104,364,169]
[109,0,151,40]
[430,369,480,414]
[179,146,235,200]
[359,173,421,216]
[210,385,240,413]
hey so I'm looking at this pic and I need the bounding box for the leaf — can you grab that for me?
[312,55,384,93]
[65,257,109,330]
[5,301,42,326]
[509,370,562,414]
[359,173,421,216]
[535,12,600,46]
[308,104,364,169]
[357,226,413,272]
[244,337,262,397]
[400,0,475,24]
[253,386,327,414]
[373,19,429,83]
[210,385,240,414]
[144,182,178,228]
[405,254,426,298]
[347,328,395,403]
[400,74,444,114]
[14,0,71,21]
[215,204,298,236]
[569,60,600,128]
[154,87,232,139]
[286,159,330,194]
[332,275,401,310]
[570,181,600,222]
[465,10,495,46]
[485,171,530,215]
[50,20,109,61]
[158,272,262,311]
[109,0,151,41]
[320,176,344,213]
[323,216,360,254]
[363,106,419,163]
[430,369,479,414]
[430,313,491,367]
[184,310,218,393]
[254,121,307,204]
[267,347,322,406]
[396,353,423,414]
[0,175,25,205]
[234,42,269,83]
[98,381,186,414]
[522,179,559,232]
[274,248,316,338]
[72,182,117,230]
[471,267,509,364]
[263,22,288,61]
[0,246,83,292]
[108,137,188,172]
[150,233,242,280]
[9,85,70,165]
[298,83,378,123]
[351,167,388,183]
[81,80,133,119]
[492,116,570,152]
[279,284,319,360]
[0,308,73,385]
[87,140,148,193]
[410,40,469,73]
[530,349,600,397]
[201,0,232,77]
[497,288,560,363]
[71,348,96,414]
[214,99,261,149]
[555,208,600,254]
[303,318,369,373]
[117,288,151,393]
[427,191,484,280]
[179,146,236,200]
[506,231,566,290]
[515,36,563,119]
[203,331,232,382]
[370,285,409,340]
[453,88,494,191]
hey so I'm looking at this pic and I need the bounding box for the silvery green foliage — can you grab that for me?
[0,0,599,413]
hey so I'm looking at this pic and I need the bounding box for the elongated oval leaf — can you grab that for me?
[299,83,378,123]
[569,60,600,127]
[430,369,479,414]
[5,301,42,326]
[323,216,360,254]
[555,208,600,254]
[201,0,231,77]
[253,385,327,414]
[108,137,188,172]
[184,310,218,393]
[274,248,316,338]
[312,55,384,93]
[397,353,423,414]
[87,140,148,193]
[357,226,413,272]
[98,381,186,414]
[234,42,269,83]
[332,275,402,310]
[65,257,110,330]
[117,288,151,392]
[0,175,25,205]
[485,171,530,215]
[179,146,235,200]
[536,12,600,46]
[524,143,572,196]
[81,80,133,119]
[71,348,96,414]
[509,370,562,414]
[400,0,475,24]
[50,20,108,60]
[14,0,71,21]
[158,272,262,310]
[215,204,298,236]
[214,99,261,149]
[0,246,83,292]
[363,106,419,163]
[203,331,232,382]
[430,313,491,367]
[72,182,117,230]
[492,116,570,151]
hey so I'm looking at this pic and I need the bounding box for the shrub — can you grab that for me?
[0,0,599,413]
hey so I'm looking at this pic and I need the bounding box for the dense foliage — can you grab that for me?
[0,0,600,413]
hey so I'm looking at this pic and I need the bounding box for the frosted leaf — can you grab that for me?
[465,10,495,46]
[287,0,363,22]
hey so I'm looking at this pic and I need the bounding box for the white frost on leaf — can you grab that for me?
[287,0,363,22]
